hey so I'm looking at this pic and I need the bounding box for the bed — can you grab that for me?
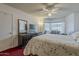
[24,33,79,56]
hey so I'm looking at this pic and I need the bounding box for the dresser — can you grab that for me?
[18,32,42,48]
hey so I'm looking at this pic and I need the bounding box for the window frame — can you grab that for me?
[44,22,65,34]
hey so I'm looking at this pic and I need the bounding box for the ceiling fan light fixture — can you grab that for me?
[48,13,52,16]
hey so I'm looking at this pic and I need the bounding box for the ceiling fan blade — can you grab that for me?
[32,3,59,13]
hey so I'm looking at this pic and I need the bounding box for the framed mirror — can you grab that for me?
[18,19,27,46]
[18,19,27,34]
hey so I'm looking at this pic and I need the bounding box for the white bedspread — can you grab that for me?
[24,34,79,56]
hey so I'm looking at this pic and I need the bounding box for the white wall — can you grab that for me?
[27,16,40,33]
[65,12,79,34]
[74,12,79,32]
[65,13,75,34]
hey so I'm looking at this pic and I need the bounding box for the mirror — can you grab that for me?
[18,19,27,34]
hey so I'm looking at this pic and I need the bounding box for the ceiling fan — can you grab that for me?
[34,3,60,16]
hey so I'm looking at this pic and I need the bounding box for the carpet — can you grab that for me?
[0,47,24,56]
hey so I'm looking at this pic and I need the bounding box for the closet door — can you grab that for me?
[0,12,13,51]
[0,12,13,40]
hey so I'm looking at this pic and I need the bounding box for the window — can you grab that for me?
[44,22,65,34]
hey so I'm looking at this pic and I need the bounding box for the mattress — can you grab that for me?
[24,34,79,56]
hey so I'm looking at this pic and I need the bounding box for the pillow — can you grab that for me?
[71,32,79,39]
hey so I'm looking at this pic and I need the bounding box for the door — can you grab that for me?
[0,11,13,40]
[0,11,13,51]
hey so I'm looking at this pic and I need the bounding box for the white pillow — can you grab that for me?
[71,32,79,39]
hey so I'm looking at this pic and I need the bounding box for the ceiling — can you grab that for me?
[5,3,79,18]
